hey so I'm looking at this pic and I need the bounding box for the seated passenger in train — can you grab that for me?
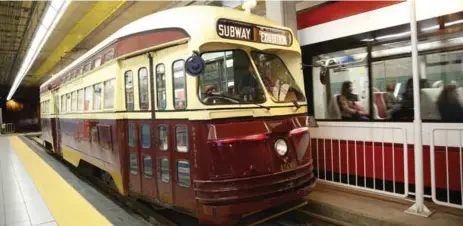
[338,81,369,121]
[385,81,400,118]
[437,84,463,122]
[392,78,429,120]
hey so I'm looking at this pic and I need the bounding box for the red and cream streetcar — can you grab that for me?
[39,5,316,225]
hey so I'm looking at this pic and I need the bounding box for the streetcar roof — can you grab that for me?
[41,6,300,89]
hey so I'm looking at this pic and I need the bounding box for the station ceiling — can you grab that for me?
[0,1,47,85]
[4,0,324,89]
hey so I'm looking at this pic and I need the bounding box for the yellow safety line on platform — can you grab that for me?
[28,0,126,85]
[9,136,113,226]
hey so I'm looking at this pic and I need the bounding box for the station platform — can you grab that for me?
[304,182,463,226]
[2,135,463,226]
[0,136,151,226]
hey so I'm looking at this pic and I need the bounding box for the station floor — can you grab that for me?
[0,136,152,226]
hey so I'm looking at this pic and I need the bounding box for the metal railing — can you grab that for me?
[430,128,463,209]
[1,123,15,134]
[311,124,409,198]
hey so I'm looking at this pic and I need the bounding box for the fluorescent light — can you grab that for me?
[361,38,374,42]
[7,0,70,100]
[445,19,463,27]
[421,25,439,31]
[376,31,410,40]
[41,7,57,29]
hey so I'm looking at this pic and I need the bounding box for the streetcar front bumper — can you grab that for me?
[194,160,316,217]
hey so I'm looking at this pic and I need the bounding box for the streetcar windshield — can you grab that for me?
[199,50,265,105]
[251,52,305,102]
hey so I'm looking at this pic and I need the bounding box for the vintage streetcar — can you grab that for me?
[39,6,316,225]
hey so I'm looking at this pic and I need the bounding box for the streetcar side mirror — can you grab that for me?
[185,51,205,76]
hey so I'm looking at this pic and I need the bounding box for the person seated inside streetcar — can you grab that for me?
[338,81,369,121]
[437,84,463,122]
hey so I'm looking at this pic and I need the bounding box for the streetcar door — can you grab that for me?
[156,124,173,205]
[138,65,157,199]
[52,91,61,154]
[124,67,142,195]
[153,61,174,205]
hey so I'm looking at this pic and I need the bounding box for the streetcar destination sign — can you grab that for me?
[216,19,292,47]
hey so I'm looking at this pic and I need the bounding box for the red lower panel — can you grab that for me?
[311,139,462,191]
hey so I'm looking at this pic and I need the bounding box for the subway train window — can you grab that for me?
[77,89,84,112]
[156,64,166,110]
[173,60,186,109]
[159,125,168,151]
[143,155,153,178]
[84,86,92,111]
[93,83,102,110]
[71,91,77,112]
[125,70,134,111]
[176,125,188,152]
[312,47,370,121]
[160,158,170,183]
[139,67,149,110]
[104,79,115,109]
[199,50,265,105]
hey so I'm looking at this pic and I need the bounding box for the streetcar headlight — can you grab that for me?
[274,139,288,156]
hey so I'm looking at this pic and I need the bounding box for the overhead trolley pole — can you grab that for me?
[405,0,432,217]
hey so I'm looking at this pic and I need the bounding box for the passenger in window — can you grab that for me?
[385,81,400,118]
[437,84,463,122]
[392,78,429,120]
[239,65,263,102]
[203,85,217,104]
[338,81,369,121]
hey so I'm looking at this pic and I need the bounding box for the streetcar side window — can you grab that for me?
[128,124,136,147]
[125,70,134,111]
[138,67,150,110]
[66,93,71,113]
[159,125,168,151]
[175,125,188,152]
[71,91,77,112]
[94,57,102,68]
[312,47,371,121]
[103,49,114,63]
[173,60,187,109]
[93,83,102,110]
[156,64,166,110]
[177,160,191,188]
[130,152,138,175]
[143,155,153,178]
[84,86,92,111]
[160,158,170,183]
[141,125,151,148]
[104,79,115,110]
[61,95,66,113]
[77,89,84,112]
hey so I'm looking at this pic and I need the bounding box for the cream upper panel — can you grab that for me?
[41,6,300,89]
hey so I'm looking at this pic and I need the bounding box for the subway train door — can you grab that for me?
[138,64,157,199]
[52,91,61,154]
[152,58,174,206]
[122,62,142,195]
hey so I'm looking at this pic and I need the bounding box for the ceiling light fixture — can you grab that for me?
[7,0,70,100]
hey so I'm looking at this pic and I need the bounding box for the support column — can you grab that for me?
[265,0,297,35]
[405,0,432,217]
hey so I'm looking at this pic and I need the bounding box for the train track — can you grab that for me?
[24,135,349,226]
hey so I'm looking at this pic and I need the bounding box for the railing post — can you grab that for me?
[405,0,432,217]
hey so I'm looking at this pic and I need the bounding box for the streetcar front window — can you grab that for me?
[199,50,265,105]
[251,52,305,102]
